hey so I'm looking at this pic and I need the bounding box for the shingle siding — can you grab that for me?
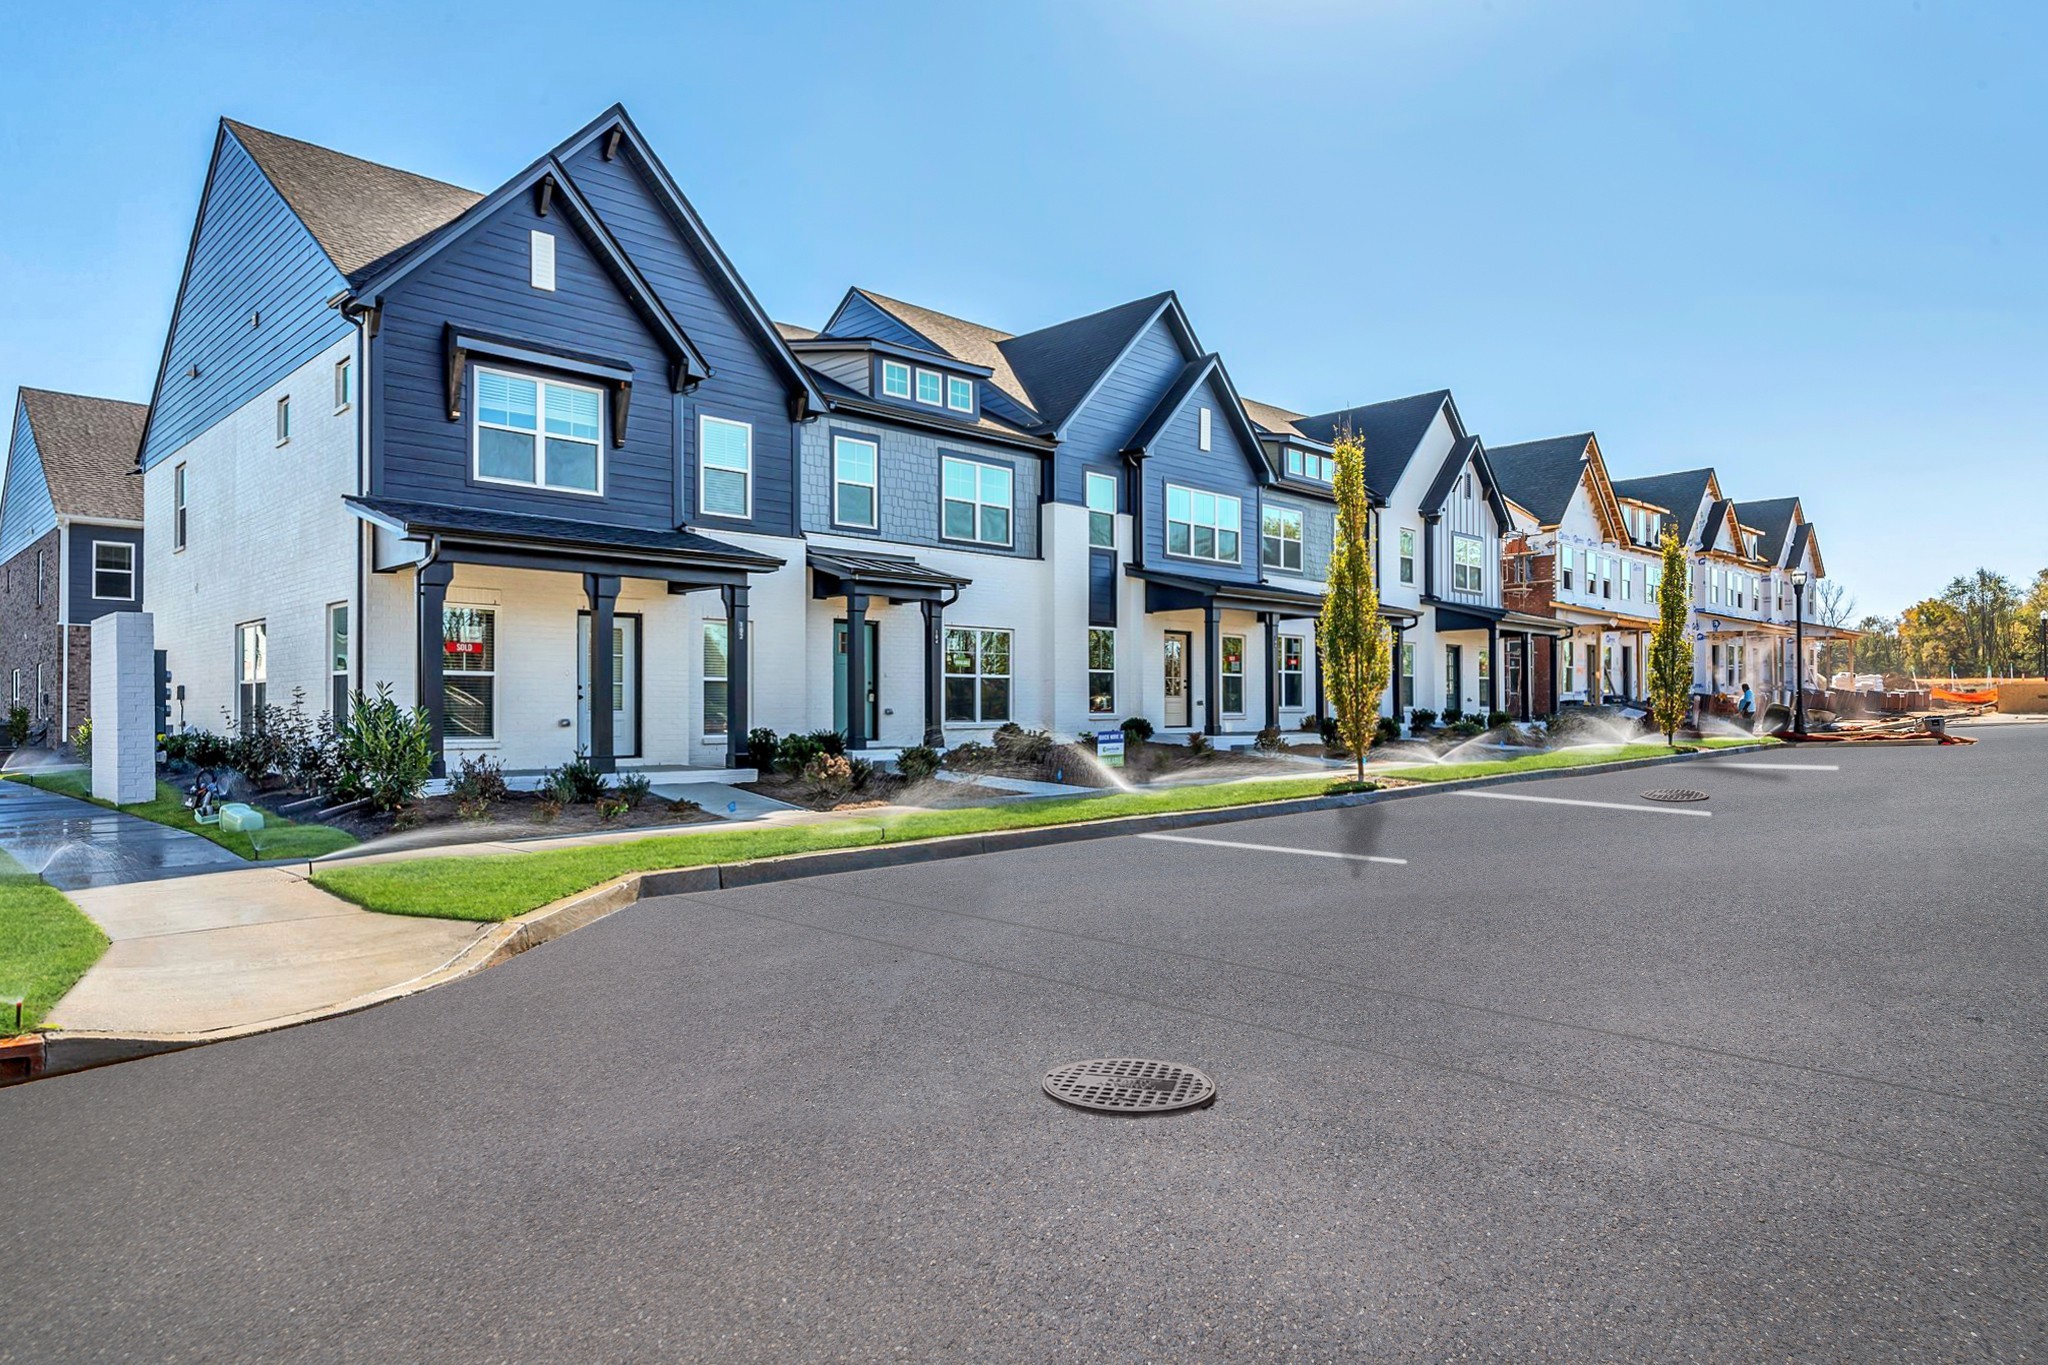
[799,416,1039,558]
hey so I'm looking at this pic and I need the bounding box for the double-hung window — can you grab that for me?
[1261,506,1303,572]
[943,627,1011,723]
[173,463,189,550]
[702,621,731,736]
[1452,534,1484,592]
[442,606,495,740]
[1279,635,1305,709]
[946,375,974,413]
[328,603,350,721]
[334,357,353,412]
[880,360,912,400]
[915,369,943,406]
[476,368,603,494]
[1400,642,1416,700]
[235,621,267,732]
[698,415,752,517]
[1398,528,1416,584]
[1087,628,1115,715]
[1560,548,1574,592]
[1221,635,1245,715]
[1085,471,1117,548]
[941,456,1013,546]
[92,542,135,601]
[833,434,879,529]
[1165,484,1240,562]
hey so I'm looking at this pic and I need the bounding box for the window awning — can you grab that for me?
[808,548,971,603]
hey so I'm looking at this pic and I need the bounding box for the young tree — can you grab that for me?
[1318,430,1390,782]
[1647,526,1693,744]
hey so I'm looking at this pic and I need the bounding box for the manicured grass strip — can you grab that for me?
[7,771,358,861]
[0,850,106,1032]
[1379,735,1772,784]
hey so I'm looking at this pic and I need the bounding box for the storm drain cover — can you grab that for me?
[1042,1058,1216,1115]
[1641,787,1710,803]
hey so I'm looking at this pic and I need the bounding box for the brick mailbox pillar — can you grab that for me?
[91,611,157,805]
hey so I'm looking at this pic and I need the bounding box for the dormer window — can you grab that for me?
[881,360,912,399]
[915,369,943,406]
[946,375,974,413]
[1283,448,1335,482]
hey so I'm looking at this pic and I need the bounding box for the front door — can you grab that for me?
[1505,638,1525,719]
[1620,644,1634,700]
[1163,631,1192,727]
[833,620,880,738]
[576,613,640,758]
[1445,643,1462,713]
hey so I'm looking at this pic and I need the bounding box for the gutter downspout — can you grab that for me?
[339,298,374,713]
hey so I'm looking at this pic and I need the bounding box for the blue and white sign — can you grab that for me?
[1095,729,1126,768]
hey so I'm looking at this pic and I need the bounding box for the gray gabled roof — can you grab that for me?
[18,389,147,521]
[225,120,482,279]
[1734,497,1802,564]
[842,289,1035,418]
[1240,396,1319,443]
[1287,390,1453,502]
[1485,434,1592,527]
[1610,468,1714,523]
[996,291,1175,433]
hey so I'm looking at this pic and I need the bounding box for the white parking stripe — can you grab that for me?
[1137,833,1407,864]
[1706,762,1840,771]
[1458,790,1712,817]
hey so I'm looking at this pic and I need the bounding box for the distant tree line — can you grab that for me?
[1845,567,2048,679]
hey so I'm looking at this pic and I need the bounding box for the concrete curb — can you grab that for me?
[25,741,1773,1081]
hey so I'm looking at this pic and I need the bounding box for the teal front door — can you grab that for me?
[833,620,880,738]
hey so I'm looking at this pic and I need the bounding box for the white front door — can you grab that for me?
[577,614,640,758]
[1163,632,1191,728]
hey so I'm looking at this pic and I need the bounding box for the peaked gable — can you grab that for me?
[1290,390,1457,504]
[828,289,1037,427]
[999,292,1178,435]
[18,390,147,521]
[0,398,58,561]
[1122,355,1269,483]
[1735,497,1802,565]
[1610,468,1717,536]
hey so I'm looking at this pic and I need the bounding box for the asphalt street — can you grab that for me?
[3,727,2042,1361]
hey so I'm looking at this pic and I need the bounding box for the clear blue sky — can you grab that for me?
[2,0,2042,617]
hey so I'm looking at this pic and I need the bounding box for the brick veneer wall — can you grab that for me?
[65,626,93,742]
[0,527,64,733]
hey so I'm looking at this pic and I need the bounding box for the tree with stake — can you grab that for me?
[1318,430,1391,782]
[1648,526,1693,745]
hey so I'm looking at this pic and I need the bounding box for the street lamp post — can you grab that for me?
[2038,608,2046,681]
[1791,568,1809,736]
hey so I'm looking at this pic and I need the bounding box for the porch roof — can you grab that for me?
[1130,566,1358,619]
[807,547,971,602]
[346,496,783,582]
[1499,610,1574,638]
[1433,603,1507,633]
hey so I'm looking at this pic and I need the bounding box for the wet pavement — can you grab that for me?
[0,778,241,889]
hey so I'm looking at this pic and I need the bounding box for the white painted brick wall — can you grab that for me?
[91,611,156,804]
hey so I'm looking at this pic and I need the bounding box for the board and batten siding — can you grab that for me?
[1133,369,1262,586]
[1433,455,1503,611]
[141,130,352,472]
[0,402,57,562]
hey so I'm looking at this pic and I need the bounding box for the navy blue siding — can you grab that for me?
[1052,316,1183,507]
[141,131,351,470]
[564,141,803,536]
[1137,371,1261,585]
[69,525,145,622]
[0,403,57,562]
[825,292,934,350]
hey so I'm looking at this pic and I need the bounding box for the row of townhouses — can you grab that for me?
[0,106,1836,779]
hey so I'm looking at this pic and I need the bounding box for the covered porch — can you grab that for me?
[1131,568,1330,738]
[808,548,971,751]
[1494,610,1573,721]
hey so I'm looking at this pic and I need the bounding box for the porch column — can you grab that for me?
[1487,623,1501,717]
[1203,601,1223,736]
[845,591,870,750]
[1387,624,1403,722]
[1549,631,1563,716]
[722,584,750,770]
[920,597,944,747]
[584,573,619,774]
[1520,632,1534,720]
[1262,612,1280,731]
[1314,629,1330,728]
[416,560,454,779]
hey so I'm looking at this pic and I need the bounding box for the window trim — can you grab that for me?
[1278,634,1306,710]
[173,463,188,552]
[942,625,1012,725]
[1452,533,1484,593]
[697,412,754,520]
[1397,527,1416,584]
[880,359,912,400]
[1085,471,1117,549]
[1164,482,1242,565]
[441,605,497,743]
[945,374,974,413]
[1220,633,1246,716]
[1261,505,1303,573]
[328,601,350,722]
[702,619,733,740]
[471,365,607,498]
[34,548,45,608]
[939,453,1015,549]
[90,540,136,602]
[333,356,353,413]
[1087,626,1116,716]
[831,432,880,531]
[914,368,943,407]
[275,394,291,447]
[234,619,267,734]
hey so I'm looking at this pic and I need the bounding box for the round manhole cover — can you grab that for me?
[1641,787,1710,803]
[1042,1058,1216,1115]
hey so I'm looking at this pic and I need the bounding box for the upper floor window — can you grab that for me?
[334,357,353,412]
[946,375,974,413]
[941,455,1012,547]
[1085,471,1117,549]
[1165,484,1239,563]
[1283,448,1336,482]
[699,414,752,517]
[34,549,45,607]
[529,230,556,290]
[1397,528,1416,584]
[92,543,135,601]
[476,368,603,495]
[1261,506,1303,572]
[173,463,188,550]
[275,395,291,446]
[1452,533,1484,592]
[1198,407,1213,451]
[833,434,879,529]
[915,369,943,406]
[880,360,912,400]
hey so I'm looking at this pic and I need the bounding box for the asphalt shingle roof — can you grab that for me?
[843,290,1035,418]
[1240,396,1314,441]
[1485,434,1593,527]
[1734,497,1802,563]
[346,496,781,569]
[996,292,1174,433]
[1610,468,1714,520]
[774,321,818,342]
[18,389,147,520]
[1286,390,1452,501]
[226,120,483,280]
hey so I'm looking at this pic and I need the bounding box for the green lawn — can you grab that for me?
[1379,735,1771,784]
[0,851,106,1033]
[312,737,1768,924]
[8,771,358,861]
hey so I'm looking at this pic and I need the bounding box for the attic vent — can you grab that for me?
[1198,406,1212,451]
[529,231,557,291]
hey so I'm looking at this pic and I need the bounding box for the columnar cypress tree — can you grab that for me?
[1318,431,1391,782]
[1648,526,1693,744]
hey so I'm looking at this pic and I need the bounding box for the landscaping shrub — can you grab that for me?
[452,753,507,822]
[1448,717,1485,738]
[616,773,653,809]
[596,796,629,823]
[333,685,434,812]
[775,729,845,775]
[1408,708,1438,732]
[6,706,28,746]
[1185,731,1213,757]
[1254,725,1286,752]
[1299,716,1321,733]
[1374,716,1401,746]
[944,741,996,771]
[1442,706,1463,725]
[846,758,878,791]
[1119,716,1154,746]
[534,792,563,823]
[992,722,1054,765]
[1488,710,1512,729]
[554,753,611,803]
[895,744,941,782]
[665,796,702,816]
[745,727,779,763]
[1319,716,1340,746]
[802,752,854,799]
[179,729,234,770]
[72,718,92,754]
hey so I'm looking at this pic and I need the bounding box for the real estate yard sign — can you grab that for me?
[1095,729,1125,768]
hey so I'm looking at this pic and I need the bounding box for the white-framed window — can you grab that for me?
[34,548,45,607]
[943,626,1011,723]
[173,463,188,551]
[1710,567,1723,605]
[475,368,604,495]
[915,369,943,406]
[1279,635,1305,709]
[941,455,1013,546]
[529,230,556,290]
[9,669,18,703]
[698,414,752,518]
[1221,634,1245,715]
[328,602,350,721]
[1165,484,1240,563]
[1285,448,1333,481]
[1621,561,1634,601]
[1561,548,1576,592]
[442,606,495,740]
[945,375,974,413]
[1085,471,1117,549]
[34,664,45,720]
[334,356,353,412]
[235,620,267,732]
[1261,506,1303,572]
[1398,528,1416,584]
[1400,641,1415,700]
[702,621,730,737]
[1198,406,1212,451]
[880,359,912,399]
[833,434,879,529]
[91,542,135,601]
[275,394,291,446]
[1087,628,1115,715]
[1452,533,1484,592]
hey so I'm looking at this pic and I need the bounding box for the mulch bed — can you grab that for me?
[259,789,721,845]
[740,771,1035,812]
